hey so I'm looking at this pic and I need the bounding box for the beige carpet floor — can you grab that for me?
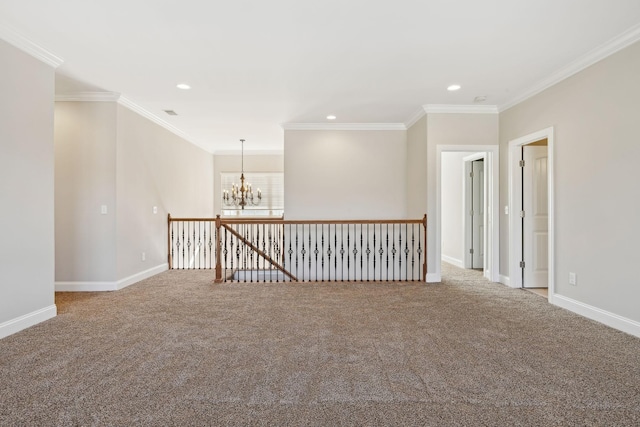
[1,264,639,426]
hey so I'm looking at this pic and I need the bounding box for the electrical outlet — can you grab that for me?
[153,206,158,214]
[101,205,108,215]
[141,252,146,261]
[569,272,577,286]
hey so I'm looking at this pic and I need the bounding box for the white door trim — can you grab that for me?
[507,127,555,301]
[435,145,499,283]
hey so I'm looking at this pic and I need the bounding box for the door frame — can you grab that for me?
[508,127,555,300]
[463,152,486,269]
[436,145,499,282]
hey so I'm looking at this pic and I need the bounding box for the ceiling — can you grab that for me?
[2,1,640,153]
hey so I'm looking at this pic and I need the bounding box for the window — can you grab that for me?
[220,172,284,217]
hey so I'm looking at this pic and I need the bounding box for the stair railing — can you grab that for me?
[168,214,427,283]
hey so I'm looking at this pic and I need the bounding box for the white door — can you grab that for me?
[471,160,484,268]
[522,146,548,288]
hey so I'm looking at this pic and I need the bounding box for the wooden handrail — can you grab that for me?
[222,223,298,282]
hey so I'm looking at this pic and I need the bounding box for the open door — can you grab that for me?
[471,159,485,269]
[522,144,549,288]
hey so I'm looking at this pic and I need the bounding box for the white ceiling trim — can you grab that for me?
[404,108,427,128]
[56,92,121,102]
[424,104,499,114]
[117,96,212,154]
[282,123,407,131]
[0,23,63,68]
[499,22,640,112]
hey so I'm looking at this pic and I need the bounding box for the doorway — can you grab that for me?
[435,145,499,283]
[508,128,555,299]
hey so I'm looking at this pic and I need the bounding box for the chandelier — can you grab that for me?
[222,139,261,209]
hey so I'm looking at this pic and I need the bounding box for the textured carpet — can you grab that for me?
[1,264,639,426]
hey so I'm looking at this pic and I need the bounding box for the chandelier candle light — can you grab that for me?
[222,139,261,209]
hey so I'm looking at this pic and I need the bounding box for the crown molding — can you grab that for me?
[499,22,640,112]
[282,123,407,131]
[117,96,212,153]
[424,104,498,114]
[404,108,427,128]
[55,91,121,102]
[0,23,63,68]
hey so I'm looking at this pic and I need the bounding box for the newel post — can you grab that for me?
[215,215,223,283]
[167,213,172,269]
[423,214,427,282]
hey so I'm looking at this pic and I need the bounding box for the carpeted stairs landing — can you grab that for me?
[1,264,639,426]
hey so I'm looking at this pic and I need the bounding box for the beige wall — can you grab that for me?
[55,102,117,282]
[406,116,428,218]
[53,101,214,285]
[0,39,56,334]
[284,129,407,220]
[426,113,499,278]
[213,154,283,215]
[499,40,640,323]
[115,105,214,280]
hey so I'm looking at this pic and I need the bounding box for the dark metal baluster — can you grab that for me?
[191,222,195,269]
[296,224,300,281]
[340,224,345,282]
[321,224,325,282]
[392,225,396,281]
[171,222,175,270]
[372,224,377,281]
[236,226,242,281]
[332,225,337,282]
[404,224,409,280]
[398,225,403,280]
[180,222,185,269]
[366,224,370,282]
[411,224,416,281]
[417,224,423,282]
[386,224,389,281]
[360,224,364,281]
[308,225,312,281]
[346,224,351,281]
[314,224,318,281]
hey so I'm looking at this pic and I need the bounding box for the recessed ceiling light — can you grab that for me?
[327,115,336,120]
[176,83,191,90]
[447,84,461,91]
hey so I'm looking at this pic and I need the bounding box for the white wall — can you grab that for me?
[213,154,283,215]
[440,152,469,266]
[499,40,640,325]
[55,102,117,282]
[0,39,56,337]
[284,129,407,220]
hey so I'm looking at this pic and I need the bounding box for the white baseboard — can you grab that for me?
[55,263,168,292]
[441,255,464,268]
[426,273,441,283]
[0,305,57,340]
[499,274,512,287]
[553,294,640,339]
[116,264,168,290]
